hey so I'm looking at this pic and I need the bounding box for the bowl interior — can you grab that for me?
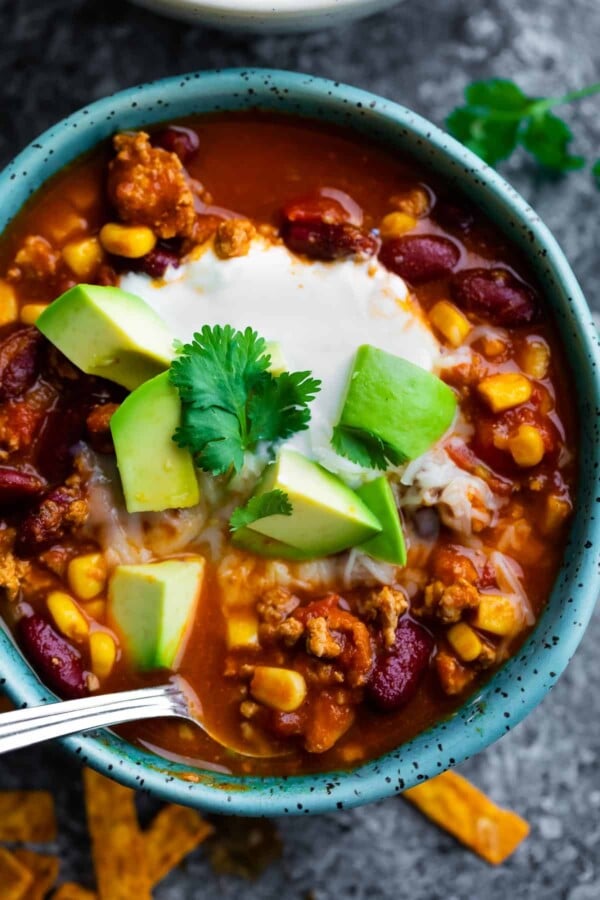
[0,69,598,815]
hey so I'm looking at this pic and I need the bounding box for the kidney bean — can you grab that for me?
[18,614,88,699]
[152,125,199,163]
[138,243,180,278]
[379,235,461,284]
[367,618,434,712]
[0,467,45,504]
[282,221,378,261]
[450,267,539,326]
[0,327,43,401]
[282,187,363,227]
[17,483,86,556]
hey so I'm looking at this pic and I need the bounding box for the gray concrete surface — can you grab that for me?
[0,0,598,897]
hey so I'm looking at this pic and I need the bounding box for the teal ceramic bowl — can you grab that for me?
[1,69,598,815]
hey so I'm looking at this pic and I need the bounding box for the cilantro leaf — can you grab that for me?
[446,107,520,165]
[248,370,321,445]
[522,112,585,171]
[170,326,320,476]
[229,489,292,531]
[331,425,403,471]
[446,78,600,182]
[592,159,600,188]
[464,79,529,111]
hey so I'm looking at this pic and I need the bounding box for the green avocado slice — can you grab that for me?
[356,477,407,566]
[37,284,174,391]
[245,448,382,558]
[110,371,199,513]
[108,559,205,670]
[334,344,457,464]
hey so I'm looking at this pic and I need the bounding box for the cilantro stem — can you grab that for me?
[467,82,600,123]
[550,81,600,107]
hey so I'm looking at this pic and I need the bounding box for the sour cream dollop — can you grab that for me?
[120,238,441,480]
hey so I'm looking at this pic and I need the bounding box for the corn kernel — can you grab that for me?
[99,223,156,258]
[47,591,89,642]
[520,337,550,379]
[479,336,507,359]
[477,372,532,412]
[67,553,107,600]
[250,666,307,712]
[447,623,483,662]
[226,611,259,650]
[472,594,519,636]
[379,211,418,240]
[542,494,572,535]
[508,424,545,467]
[62,236,104,279]
[20,303,49,325]
[390,187,430,218]
[89,630,117,679]
[0,280,18,326]
[429,300,472,347]
[84,600,106,621]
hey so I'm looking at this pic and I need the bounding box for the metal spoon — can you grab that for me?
[0,678,286,758]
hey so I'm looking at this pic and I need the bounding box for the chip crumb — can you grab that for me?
[0,790,57,841]
[404,770,530,864]
[0,847,35,900]
[13,849,59,900]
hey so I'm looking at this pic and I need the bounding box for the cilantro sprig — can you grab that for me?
[229,489,292,532]
[447,79,600,182]
[170,325,321,476]
[331,425,403,471]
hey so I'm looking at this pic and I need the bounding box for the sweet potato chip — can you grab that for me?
[83,768,151,900]
[404,770,530,864]
[13,849,59,900]
[0,790,57,841]
[52,885,96,900]
[0,847,34,900]
[144,804,213,885]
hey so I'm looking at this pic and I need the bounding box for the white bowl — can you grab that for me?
[130,0,403,32]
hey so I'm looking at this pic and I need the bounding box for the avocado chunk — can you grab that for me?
[37,284,174,391]
[110,372,199,513]
[334,345,457,464]
[232,526,314,560]
[245,449,382,558]
[356,477,407,565]
[108,558,205,670]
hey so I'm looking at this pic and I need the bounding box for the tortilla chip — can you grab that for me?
[13,850,59,900]
[0,790,57,841]
[0,847,34,900]
[83,768,151,900]
[52,885,96,900]
[404,771,530,864]
[144,805,213,885]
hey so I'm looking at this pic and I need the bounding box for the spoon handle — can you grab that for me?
[0,684,186,754]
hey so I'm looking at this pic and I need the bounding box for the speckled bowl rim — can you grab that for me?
[0,69,598,816]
